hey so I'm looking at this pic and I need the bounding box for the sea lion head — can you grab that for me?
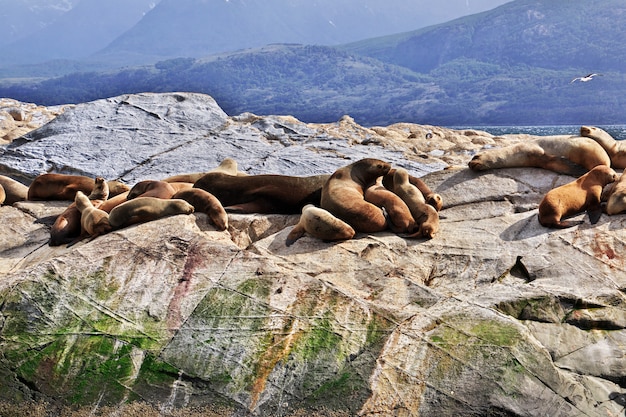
[351,158,391,186]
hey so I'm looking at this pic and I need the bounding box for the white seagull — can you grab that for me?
[570,73,603,83]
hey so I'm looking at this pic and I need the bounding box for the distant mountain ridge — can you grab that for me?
[343,0,626,73]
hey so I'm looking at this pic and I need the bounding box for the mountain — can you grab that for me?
[91,0,511,66]
[0,0,78,47]
[342,0,626,73]
[0,0,159,66]
[0,45,435,125]
[2,41,624,127]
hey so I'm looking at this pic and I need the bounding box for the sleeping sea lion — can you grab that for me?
[320,158,391,233]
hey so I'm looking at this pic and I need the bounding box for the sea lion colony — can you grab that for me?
[2,126,625,246]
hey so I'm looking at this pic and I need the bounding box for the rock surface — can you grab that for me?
[0,98,70,145]
[0,93,625,416]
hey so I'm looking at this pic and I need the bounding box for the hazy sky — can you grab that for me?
[417,0,512,20]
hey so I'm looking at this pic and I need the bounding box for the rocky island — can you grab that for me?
[0,93,625,416]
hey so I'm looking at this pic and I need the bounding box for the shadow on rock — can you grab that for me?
[499,212,552,241]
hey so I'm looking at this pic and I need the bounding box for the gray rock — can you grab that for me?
[0,92,625,416]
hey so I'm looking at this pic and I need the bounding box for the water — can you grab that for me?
[449,125,626,141]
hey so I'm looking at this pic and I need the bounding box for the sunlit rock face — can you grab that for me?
[0,98,70,144]
[0,92,625,416]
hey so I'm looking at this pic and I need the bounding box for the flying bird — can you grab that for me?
[570,73,603,83]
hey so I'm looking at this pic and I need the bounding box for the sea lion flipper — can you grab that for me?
[554,220,583,228]
[587,206,603,224]
[285,223,306,246]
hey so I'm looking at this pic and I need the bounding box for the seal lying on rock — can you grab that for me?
[538,165,617,228]
[468,136,610,176]
[602,172,626,215]
[193,172,330,214]
[128,180,177,199]
[382,168,443,212]
[0,175,28,205]
[285,204,356,246]
[74,190,112,239]
[364,178,416,234]
[171,188,228,230]
[28,173,129,201]
[391,168,440,239]
[108,197,194,229]
[49,177,109,246]
[320,158,391,233]
[580,125,626,169]
[162,157,245,183]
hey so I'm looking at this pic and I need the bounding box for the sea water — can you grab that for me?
[450,125,626,141]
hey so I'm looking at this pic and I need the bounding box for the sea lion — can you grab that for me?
[468,136,611,176]
[127,180,177,199]
[170,182,193,193]
[364,178,416,233]
[382,168,443,211]
[108,197,194,229]
[285,204,356,246]
[98,191,129,213]
[171,188,228,230]
[194,172,330,214]
[88,177,109,200]
[580,126,626,169]
[0,185,5,205]
[49,177,110,246]
[74,191,112,238]
[27,173,129,201]
[320,158,391,233]
[163,157,245,183]
[538,165,617,228]
[0,175,28,205]
[602,171,626,215]
[391,168,440,239]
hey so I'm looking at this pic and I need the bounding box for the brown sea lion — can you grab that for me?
[602,171,626,215]
[27,173,129,201]
[193,172,330,214]
[468,136,611,176]
[108,197,194,229]
[98,191,129,213]
[364,178,416,234]
[0,175,28,205]
[320,158,391,233]
[382,168,443,211]
[171,188,228,230]
[285,204,356,246]
[391,168,440,239]
[169,182,193,193]
[0,185,5,205]
[580,126,626,169]
[88,177,110,200]
[127,180,177,199]
[49,177,110,246]
[538,165,617,228]
[74,191,112,238]
[163,157,245,183]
